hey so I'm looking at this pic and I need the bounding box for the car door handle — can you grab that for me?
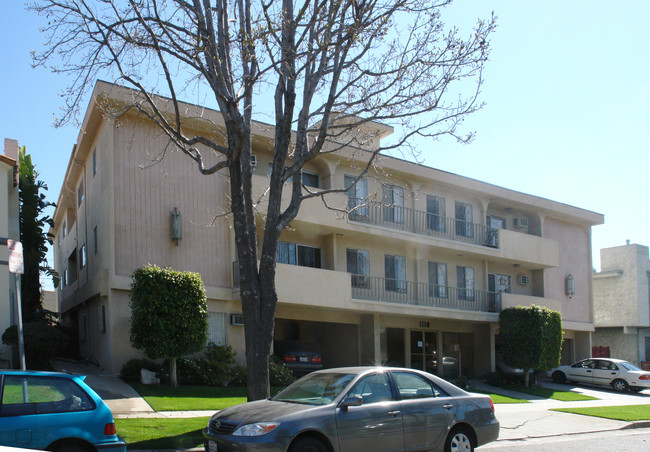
[443,404,454,410]
[388,410,401,417]
[586,370,592,373]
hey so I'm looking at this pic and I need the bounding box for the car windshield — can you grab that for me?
[272,372,356,406]
[619,362,642,372]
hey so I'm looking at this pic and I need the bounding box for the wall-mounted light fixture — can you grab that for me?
[565,274,575,298]
[170,207,182,245]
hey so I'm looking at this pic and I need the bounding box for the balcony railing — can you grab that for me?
[350,275,501,313]
[347,199,499,248]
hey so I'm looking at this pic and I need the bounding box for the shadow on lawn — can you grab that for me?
[126,428,204,450]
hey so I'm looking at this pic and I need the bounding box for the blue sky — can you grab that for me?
[2,1,649,278]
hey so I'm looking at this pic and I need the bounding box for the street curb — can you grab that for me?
[622,420,650,430]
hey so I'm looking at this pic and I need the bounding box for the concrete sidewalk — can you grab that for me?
[50,360,650,450]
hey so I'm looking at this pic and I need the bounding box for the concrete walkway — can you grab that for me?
[51,358,155,415]
[50,360,650,450]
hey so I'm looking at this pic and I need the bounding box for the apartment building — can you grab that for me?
[52,81,604,375]
[593,243,650,366]
[1,139,20,368]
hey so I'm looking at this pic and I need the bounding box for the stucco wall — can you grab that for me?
[113,118,231,288]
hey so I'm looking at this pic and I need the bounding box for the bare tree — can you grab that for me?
[31,0,495,400]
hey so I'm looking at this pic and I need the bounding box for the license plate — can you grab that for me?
[208,440,218,452]
[299,357,309,362]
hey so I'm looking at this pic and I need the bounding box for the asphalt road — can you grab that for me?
[480,428,650,451]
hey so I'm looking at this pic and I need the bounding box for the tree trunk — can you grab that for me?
[170,356,178,388]
[524,369,530,388]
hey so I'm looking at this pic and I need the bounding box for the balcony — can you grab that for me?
[350,275,501,313]
[347,199,499,249]
[234,263,500,314]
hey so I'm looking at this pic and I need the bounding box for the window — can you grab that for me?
[457,266,475,300]
[67,249,78,284]
[488,273,511,294]
[276,242,321,268]
[428,262,448,298]
[302,171,320,188]
[393,371,446,399]
[99,305,106,333]
[62,221,67,238]
[93,226,98,254]
[0,376,93,416]
[383,184,404,224]
[385,254,406,293]
[92,148,97,176]
[77,179,84,207]
[345,175,368,219]
[79,245,86,269]
[62,268,68,287]
[79,313,87,341]
[268,164,320,188]
[426,195,446,232]
[455,201,473,238]
[347,249,370,288]
[207,312,228,345]
[347,373,393,404]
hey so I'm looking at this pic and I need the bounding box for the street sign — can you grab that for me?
[7,239,24,274]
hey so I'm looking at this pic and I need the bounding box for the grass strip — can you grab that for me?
[501,384,599,402]
[471,389,530,404]
[129,383,248,411]
[115,417,209,451]
[552,405,650,422]
[129,383,284,411]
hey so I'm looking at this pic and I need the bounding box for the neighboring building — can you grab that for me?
[593,243,650,366]
[1,138,20,368]
[51,81,604,374]
[42,290,58,315]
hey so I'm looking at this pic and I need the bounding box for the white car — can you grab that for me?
[549,358,650,393]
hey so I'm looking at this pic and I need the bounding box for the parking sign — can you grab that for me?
[7,239,24,274]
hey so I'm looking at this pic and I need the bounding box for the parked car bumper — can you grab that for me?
[203,428,286,452]
[95,436,127,452]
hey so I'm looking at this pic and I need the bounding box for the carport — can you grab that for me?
[273,318,359,369]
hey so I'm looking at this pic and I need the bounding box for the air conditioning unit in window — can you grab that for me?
[230,313,244,326]
[250,154,257,167]
[512,217,529,229]
[517,274,531,286]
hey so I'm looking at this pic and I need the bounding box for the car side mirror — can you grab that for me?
[340,396,363,410]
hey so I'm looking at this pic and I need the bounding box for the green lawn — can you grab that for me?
[471,389,530,404]
[115,417,209,450]
[552,405,650,422]
[129,383,284,411]
[501,384,599,402]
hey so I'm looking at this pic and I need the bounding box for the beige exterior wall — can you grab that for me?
[1,139,20,368]
[592,244,650,365]
[50,81,604,374]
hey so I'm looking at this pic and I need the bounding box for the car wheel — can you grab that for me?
[289,435,328,452]
[612,379,629,393]
[445,427,474,452]
[551,371,566,384]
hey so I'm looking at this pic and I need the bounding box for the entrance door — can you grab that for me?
[410,330,437,374]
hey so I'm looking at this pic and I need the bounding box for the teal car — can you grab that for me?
[0,370,126,452]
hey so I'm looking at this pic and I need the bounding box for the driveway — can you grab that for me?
[472,378,650,442]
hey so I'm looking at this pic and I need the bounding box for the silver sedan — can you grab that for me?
[203,366,499,452]
[549,358,650,392]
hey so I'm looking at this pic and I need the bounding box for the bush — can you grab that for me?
[485,371,505,387]
[270,361,295,387]
[2,321,68,370]
[229,364,247,387]
[120,358,162,382]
